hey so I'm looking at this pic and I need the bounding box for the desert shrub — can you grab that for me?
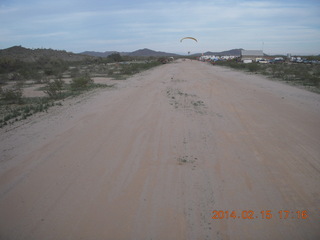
[247,63,260,72]
[44,78,65,99]
[70,74,93,90]
[212,58,320,92]
[107,69,114,76]
[0,57,24,74]
[215,60,245,69]
[70,67,81,78]
[43,62,63,76]
[119,61,162,76]
[7,72,23,81]
[0,85,23,104]
[158,57,168,64]
[228,62,245,69]
[121,64,135,75]
[310,76,320,86]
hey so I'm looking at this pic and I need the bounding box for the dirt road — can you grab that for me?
[1,60,320,239]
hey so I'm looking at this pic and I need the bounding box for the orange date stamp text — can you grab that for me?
[212,210,309,220]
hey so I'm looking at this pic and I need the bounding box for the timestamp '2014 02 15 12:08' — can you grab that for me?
[212,210,309,220]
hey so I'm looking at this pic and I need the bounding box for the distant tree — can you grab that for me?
[107,53,122,62]
[41,58,68,77]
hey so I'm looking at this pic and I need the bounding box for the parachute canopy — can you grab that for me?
[180,37,198,42]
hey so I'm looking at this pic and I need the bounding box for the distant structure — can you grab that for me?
[241,50,264,62]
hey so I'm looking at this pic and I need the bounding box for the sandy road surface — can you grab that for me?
[1,60,320,239]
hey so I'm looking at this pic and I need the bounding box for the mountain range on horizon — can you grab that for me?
[80,48,244,57]
[0,46,254,61]
[1,46,318,61]
[80,48,181,57]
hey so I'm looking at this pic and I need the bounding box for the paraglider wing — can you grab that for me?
[180,37,198,42]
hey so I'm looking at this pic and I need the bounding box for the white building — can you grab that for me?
[241,50,264,62]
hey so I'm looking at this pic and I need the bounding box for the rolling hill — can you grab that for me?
[1,46,246,61]
[196,49,243,56]
[127,48,179,57]
[80,48,179,57]
[0,46,93,62]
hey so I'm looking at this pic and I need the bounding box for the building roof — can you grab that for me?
[241,50,264,56]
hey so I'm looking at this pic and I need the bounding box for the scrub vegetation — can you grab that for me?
[0,52,163,128]
[215,60,320,92]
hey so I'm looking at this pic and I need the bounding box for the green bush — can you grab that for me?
[70,74,93,90]
[44,78,65,99]
[0,85,23,104]
[107,69,114,76]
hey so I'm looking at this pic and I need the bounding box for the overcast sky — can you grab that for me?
[1,0,319,55]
